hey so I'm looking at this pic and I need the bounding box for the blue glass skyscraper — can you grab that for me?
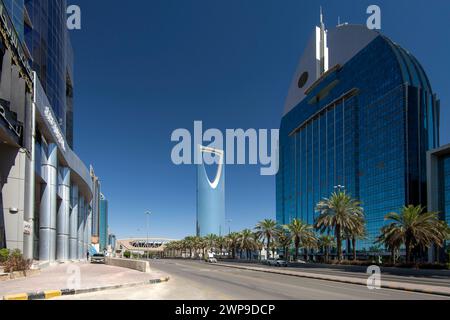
[427,144,450,260]
[99,193,108,251]
[276,18,439,251]
[197,146,226,237]
[2,0,24,41]
[24,0,74,147]
[0,0,97,262]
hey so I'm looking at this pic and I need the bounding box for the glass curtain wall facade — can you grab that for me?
[444,157,450,226]
[277,25,439,251]
[438,155,450,227]
[24,0,74,147]
[427,144,450,260]
[108,234,116,251]
[99,193,108,251]
[90,167,101,242]
[2,0,24,41]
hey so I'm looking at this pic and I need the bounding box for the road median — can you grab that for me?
[215,262,450,297]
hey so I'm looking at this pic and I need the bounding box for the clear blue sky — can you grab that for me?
[69,0,449,240]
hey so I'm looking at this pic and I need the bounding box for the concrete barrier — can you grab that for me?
[105,258,151,273]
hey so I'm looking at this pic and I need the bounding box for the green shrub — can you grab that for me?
[391,262,447,270]
[415,263,447,270]
[0,248,10,264]
[3,250,31,273]
[330,260,375,267]
[123,251,131,259]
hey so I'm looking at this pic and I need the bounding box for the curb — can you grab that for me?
[2,276,170,300]
[215,263,450,298]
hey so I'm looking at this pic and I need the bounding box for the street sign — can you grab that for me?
[23,220,32,235]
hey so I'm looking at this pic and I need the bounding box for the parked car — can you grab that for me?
[275,259,288,267]
[90,253,106,264]
[266,259,288,267]
[295,259,307,264]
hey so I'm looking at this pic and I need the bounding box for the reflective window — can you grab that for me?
[277,36,439,251]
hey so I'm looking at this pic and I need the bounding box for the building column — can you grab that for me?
[56,167,70,261]
[39,143,57,262]
[85,205,92,256]
[69,184,78,260]
[23,98,36,261]
[78,196,85,260]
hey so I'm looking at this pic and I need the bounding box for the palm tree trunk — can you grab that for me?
[267,235,271,260]
[352,238,357,261]
[347,239,351,260]
[336,225,342,262]
[406,240,411,264]
[294,241,299,262]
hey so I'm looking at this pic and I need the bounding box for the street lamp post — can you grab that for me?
[146,211,151,260]
[135,228,141,260]
[227,219,232,235]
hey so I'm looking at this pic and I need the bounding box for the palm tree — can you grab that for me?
[277,231,292,261]
[252,232,264,260]
[184,236,195,258]
[255,219,279,260]
[284,219,316,262]
[204,234,218,253]
[350,217,367,261]
[302,234,318,261]
[318,235,335,262]
[199,237,209,258]
[240,229,255,260]
[190,236,202,258]
[269,239,279,259]
[343,215,367,261]
[376,224,403,264]
[225,232,240,259]
[215,236,226,257]
[315,191,364,262]
[175,241,183,258]
[378,205,448,263]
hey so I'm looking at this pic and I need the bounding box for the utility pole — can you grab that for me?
[146,211,151,260]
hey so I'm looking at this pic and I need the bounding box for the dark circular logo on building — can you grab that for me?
[298,71,309,89]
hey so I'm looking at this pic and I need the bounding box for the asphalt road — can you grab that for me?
[56,259,449,300]
[225,261,450,288]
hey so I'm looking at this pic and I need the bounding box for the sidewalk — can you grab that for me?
[215,262,450,297]
[0,262,167,298]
